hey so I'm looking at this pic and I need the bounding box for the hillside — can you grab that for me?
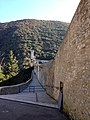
[0,19,68,67]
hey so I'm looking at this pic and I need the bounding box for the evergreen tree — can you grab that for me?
[0,64,5,82]
[23,49,31,69]
[22,44,31,69]
[6,50,19,79]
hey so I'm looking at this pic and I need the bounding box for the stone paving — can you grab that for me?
[0,71,58,108]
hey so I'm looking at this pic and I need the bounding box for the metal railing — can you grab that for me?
[29,86,46,92]
[28,85,59,93]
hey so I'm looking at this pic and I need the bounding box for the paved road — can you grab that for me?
[0,71,57,108]
[0,99,69,120]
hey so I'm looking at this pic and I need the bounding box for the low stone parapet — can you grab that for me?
[0,78,32,95]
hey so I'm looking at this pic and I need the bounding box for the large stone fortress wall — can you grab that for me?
[54,0,90,119]
[35,0,90,119]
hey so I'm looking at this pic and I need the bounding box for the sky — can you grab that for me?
[0,0,80,23]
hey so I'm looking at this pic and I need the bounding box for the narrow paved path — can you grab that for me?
[0,71,58,108]
[0,71,70,120]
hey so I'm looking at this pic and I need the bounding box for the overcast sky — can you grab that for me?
[0,0,80,23]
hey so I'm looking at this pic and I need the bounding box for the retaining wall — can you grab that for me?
[35,0,90,120]
[0,78,32,95]
[35,60,55,97]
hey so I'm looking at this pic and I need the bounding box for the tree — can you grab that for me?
[6,50,19,79]
[23,49,31,69]
[0,64,5,82]
[0,52,5,82]
[23,57,31,69]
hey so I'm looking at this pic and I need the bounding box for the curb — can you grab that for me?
[0,97,58,109]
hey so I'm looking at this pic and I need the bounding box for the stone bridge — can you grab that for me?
[0,0,89,120]
[34,0,90,120]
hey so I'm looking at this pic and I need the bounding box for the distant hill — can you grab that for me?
[0,19,68,67]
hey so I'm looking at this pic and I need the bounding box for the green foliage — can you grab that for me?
[0,65,5,82]
[0,19,69,67]
[0,67,33,87]
[23,51,31,69]
[6,50,19,79]
[23,57,31,69]
[22,44,32,69]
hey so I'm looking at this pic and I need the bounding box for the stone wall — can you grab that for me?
[0,78,32,95]
[54,0,90,119]
[35,0,90,120]
[35,60,56,97]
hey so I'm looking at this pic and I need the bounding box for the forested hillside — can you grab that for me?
[0,19,68,67]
